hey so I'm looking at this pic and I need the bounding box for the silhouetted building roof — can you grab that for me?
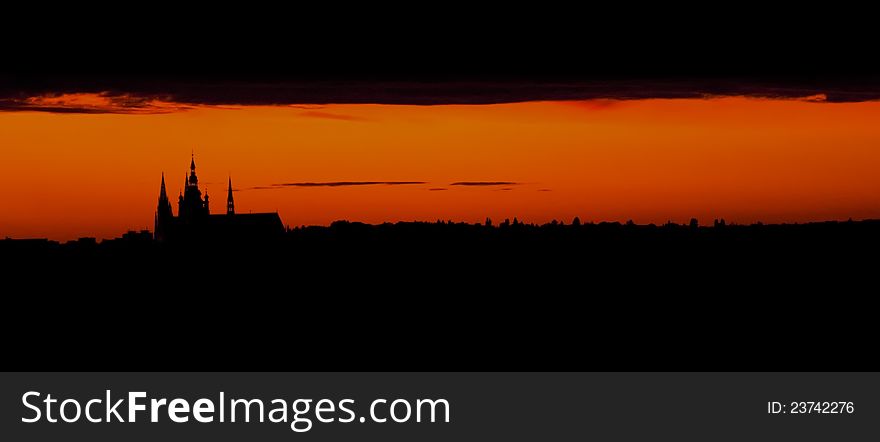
[202,213,284,239]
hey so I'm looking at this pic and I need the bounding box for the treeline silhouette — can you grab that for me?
[4,217,879,270]
[2,218,876,371]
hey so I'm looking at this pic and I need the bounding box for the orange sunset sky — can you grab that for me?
[2,95,880,241]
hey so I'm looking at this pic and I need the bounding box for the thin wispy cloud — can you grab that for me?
[246,181,426,190]
[277,181,425,187]
[235,181,534,191]
[450,181,519,186]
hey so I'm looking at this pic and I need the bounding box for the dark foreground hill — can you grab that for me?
[2,219,877,371]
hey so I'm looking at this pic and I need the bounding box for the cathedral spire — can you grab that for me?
[155,172,174,241]
[227,176,235,215]
[188,153,199,188]
[158,172,168,202]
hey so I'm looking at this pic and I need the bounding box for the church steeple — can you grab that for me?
[158,172,168,202]
[155,172,174,241]
[227,176,235,215]
[179,153,207,220]
[188,152,199,188]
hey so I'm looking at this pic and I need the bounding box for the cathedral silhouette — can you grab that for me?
[154,155,284,242]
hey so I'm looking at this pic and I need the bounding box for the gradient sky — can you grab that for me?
[2,95,880,241]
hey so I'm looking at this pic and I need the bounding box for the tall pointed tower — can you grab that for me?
[155,172,174,241]
[179,152,209,221]
[226,176,235,215]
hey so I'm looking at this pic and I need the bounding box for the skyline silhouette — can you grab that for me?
[5,192,877,373]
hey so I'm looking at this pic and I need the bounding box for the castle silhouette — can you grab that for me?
[154,155,283,242]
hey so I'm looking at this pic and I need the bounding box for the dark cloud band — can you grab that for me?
[3,77,880,114]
